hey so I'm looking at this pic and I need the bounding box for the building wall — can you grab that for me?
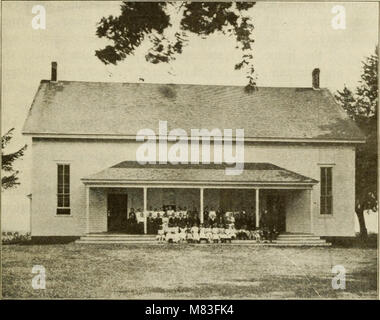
[89,188,107,233]
[244,144,355,236]
[30,138,356,236]
[285,190,311,233]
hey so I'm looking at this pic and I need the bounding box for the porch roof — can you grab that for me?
[82,161,318,187]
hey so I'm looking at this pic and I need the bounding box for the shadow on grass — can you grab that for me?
[114,270,377,299]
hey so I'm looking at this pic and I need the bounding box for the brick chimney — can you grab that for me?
[51,61,57,81]
[312,68,320,89]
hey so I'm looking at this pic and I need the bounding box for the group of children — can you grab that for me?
[127,206,279,243]
[156,224,279,244]
[156,224,236,243]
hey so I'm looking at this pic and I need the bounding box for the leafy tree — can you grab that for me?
[95,2,256,91]
[335,48,378,238]
[1,128,27,190]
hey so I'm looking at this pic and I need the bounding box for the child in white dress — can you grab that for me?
[165,226,180,243]
[156,229,165,242]
[204,226,212,243]
[191,225,200,243]
[199,224,208,243]
[223,227,233,243]
[211,227,220,243]
[179,227,187,242]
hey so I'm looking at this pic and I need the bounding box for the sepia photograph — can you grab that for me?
[1,1,378,301]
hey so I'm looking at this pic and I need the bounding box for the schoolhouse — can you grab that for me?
[22,63,364,242]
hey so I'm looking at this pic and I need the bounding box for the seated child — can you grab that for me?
[223,228,233,243]
[191,225,200,243]
[186,227,194,243]
[179,226,187,242]
[204,226,212,243]
[219,228,227,243]
[199,224,208,243]
[226,224,237,240]
[165,226,180,243]
[251,229,263,242]
[156,229,165,242]
[211,227,220,243]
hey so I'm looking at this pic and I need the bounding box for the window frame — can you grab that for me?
[320,166,333,215]
[56,163,71,216]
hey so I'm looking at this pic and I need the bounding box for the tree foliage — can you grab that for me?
[95,2,256,91]
[335,48,378,237]
[1,128,27,190]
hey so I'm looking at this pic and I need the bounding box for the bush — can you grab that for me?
[2,231,31,244]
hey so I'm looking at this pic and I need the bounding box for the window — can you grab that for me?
[57,164,70,215]
[320,167,332,215]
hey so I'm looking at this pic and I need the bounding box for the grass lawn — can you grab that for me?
[1,244,377,299]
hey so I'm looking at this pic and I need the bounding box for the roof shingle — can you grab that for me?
[23,80,364,141]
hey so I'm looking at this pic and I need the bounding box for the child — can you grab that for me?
[227,224,237,240]
[179,226,187,243]
[211,226,220,243]
[166,226,180,243]
[199,224,208,243]
[191,224,200,243]
[186,227,194,243]
[219,227,228,243]
[251,229,263,243]
[156,229,165,242]
[208,209,217,227]
[224,227,233,243]
[162,212,169,230]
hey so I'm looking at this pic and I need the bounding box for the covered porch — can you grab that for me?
[81,161,317,235]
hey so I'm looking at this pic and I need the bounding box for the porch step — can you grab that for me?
[277,233,318,236]
[232,241,331,247]
[75,233,331,246]
[81,234,155,238]
[76,240,157,244]
[76,233,157,244]
[77,237,156,242]
[273,233,331,246]
[277,234,320,240]
[274,240,330,245]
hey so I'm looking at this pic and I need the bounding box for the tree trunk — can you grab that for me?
[355,207,368,239]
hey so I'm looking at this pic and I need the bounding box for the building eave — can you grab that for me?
[81,179,317,189]
[23,132,366,144]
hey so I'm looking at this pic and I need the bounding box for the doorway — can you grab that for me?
[107,194,128,232]
[266,192,286,232]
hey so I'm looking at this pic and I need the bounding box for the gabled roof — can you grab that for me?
[23,80,365,142]
[82,161,318,186]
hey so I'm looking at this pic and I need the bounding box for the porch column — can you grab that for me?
[143,187,148,234]
[85,186,90,234]
[255,188,260,228]
[309,189,313,234]
[200,188,204,224]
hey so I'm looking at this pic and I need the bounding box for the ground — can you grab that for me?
[1,244,377,299]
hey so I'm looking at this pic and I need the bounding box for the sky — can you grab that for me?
[1,1,378,232]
